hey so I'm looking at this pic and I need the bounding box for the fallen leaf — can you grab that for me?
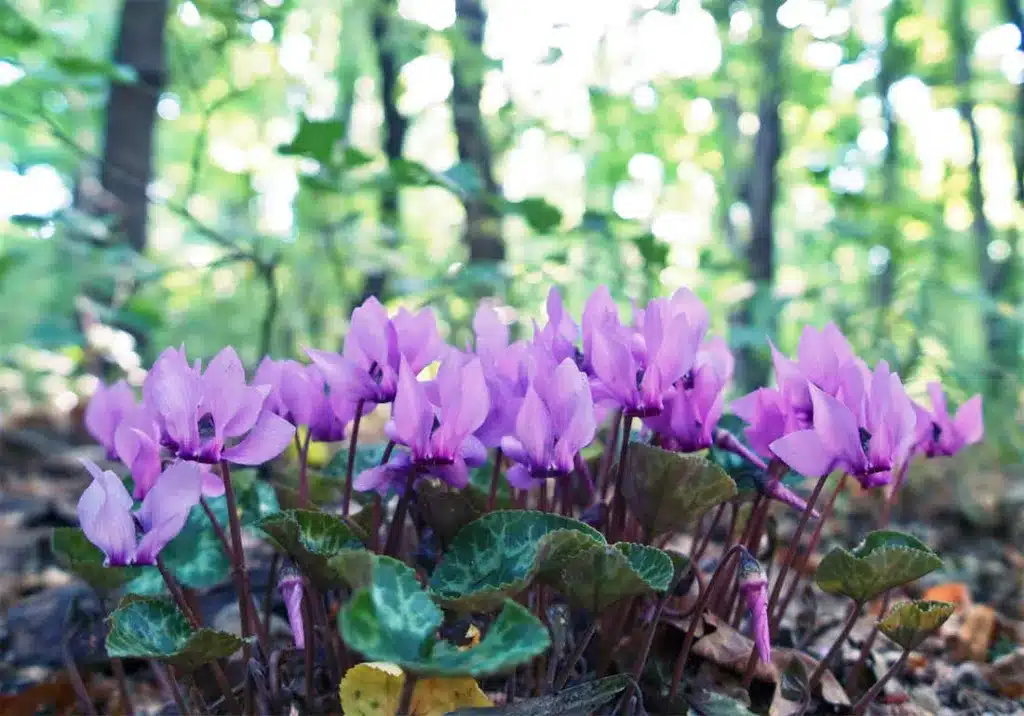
[922,583,971,610]
[339,662,492,716]
[955,604,996,662]
[981,648,1024,699]
[0,675,80,716]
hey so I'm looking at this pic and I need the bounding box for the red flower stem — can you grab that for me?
[342,399,366,517]
[850,590,893,692]
[199,497,269,650]
[804,599,863,691]
[157,555,241,713]
[384,468,417,558]
[150,661,189,715]
[608,414,635,543]
[301,588,315,705]
[486,447,503,512]
[554,620,599,690]
[771,474,847,631]
[110,657,134,716]
[668,544,746,701]
[538,480,549,513]
[218,460,257,711]
[851,648,910,715]
[713,499,750,617]
[598,409,623,499]
[396,673,419,716]
[713,428,768,470]
[297,429,312,507]
[63,641,97,716]
[879,462,910,527]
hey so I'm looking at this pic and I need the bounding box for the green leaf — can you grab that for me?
[441,163,484,196]
[416,478,487,547]
[448,674,631,715]
[279,116,345,163]
[52,55,137,82]
[878,600,955,651]
[428,511,605,612]
[426,600,551,676]
[815,530,943,602]
[51,528,142,591]
[623,444,737,538]
[510,197,563,233]
[548,541,674,612]
[105,597,245,671]
[685,687,756,716]
[257,509,366,586]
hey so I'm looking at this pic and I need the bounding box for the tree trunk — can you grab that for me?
[451,0,503,276]
[951,0,1020,392]
[733,0,783,392]
[98,0,170,252]
[1006,0,1024,204]
[361,0,409,302]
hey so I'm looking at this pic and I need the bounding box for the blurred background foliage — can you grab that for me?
[0,0,1021,455]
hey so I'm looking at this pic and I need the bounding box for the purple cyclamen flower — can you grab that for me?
[535,287,580,365]
[501,353,596,489]
[253,358,352,443]
[278,569,307,649]
[77,459,202,566]
[113,407,165,499]
[738,548,771,664]
[472,304,529,449]
[644,337,733,452]
[588,287,709,417]
[730,388,794,460]
[85,380,138,459]
[770,361,917,489]
[306,297,444,408]
[354,356,489,492]
[913,383,983,458]
[143,346,295,469]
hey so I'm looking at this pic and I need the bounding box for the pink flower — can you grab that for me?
[278,570,306,649]
[738,549,771,664]
[84,380,137,459]
[914,383,983,458]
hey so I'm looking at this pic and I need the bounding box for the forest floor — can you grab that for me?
[0,414,1022,715]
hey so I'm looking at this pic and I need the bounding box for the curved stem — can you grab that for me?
[609,414,635,543]
[668,545,746,701]
[554,619,599,690]
[487,447,503,512]
[765,473,831,619]
[219,461,256,714]
[384,468,417,558]
[771,474,847,630]
[598,409,623,499]
[851,649,909,715]
[342,399,366,517]
[110,657,134,716]
[851,590,892,692]
[807,599,863,691]
[297,429,312,507]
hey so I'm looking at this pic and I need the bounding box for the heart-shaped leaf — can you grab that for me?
[257,509,366,586]
[815,530,943,602]
[878,600,955,651]
[339,662,492,715]
[105,597,245,670]
[51,527,142,591]
[623,444,737,538]
[341,555,550,676]
[429,511,605,612]
[416,479,487,547]
[548,541,674,612]
[448,674,631,715]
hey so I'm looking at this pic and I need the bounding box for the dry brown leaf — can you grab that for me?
[0,674,81,716]
[955,604,997,662]
[980,648,1024,699]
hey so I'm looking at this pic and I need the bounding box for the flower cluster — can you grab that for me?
[731,324,983,488]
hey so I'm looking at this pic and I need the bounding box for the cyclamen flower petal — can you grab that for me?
[85,380,137,458]
[431,357,489,458]
[221,411,296,465]
[537,287,580,363]
[145,347,203,458]
[915,383,983,457]
[114,420,163,499]
[77,460,136,567]
[134,461,203,564]
[392,306,444,375]
[278,571,307,650]
[387,360,435,456]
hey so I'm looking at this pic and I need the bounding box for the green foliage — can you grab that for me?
[815,530,944,602]
[340,555,550,676]
[257,508,366,586]
[428,511,604,612]
[878,600,956,651]
[623,444,737,538]
[549,541,674,612]
[105,597,246,671]
[449,674,632,715]
[50,527,142,591]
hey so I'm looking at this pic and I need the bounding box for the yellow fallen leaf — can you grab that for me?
[339,662,492,716]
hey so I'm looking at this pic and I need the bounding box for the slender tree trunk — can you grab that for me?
[361,0,409,302]
[733,0,783,392]
[951,0,1020,391]
[451,0,503,279]
[98,0,170,252]
[1006,0,1024,204]
[872,1,906,336]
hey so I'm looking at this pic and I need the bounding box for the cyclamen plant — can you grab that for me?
[62,286,981,716]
